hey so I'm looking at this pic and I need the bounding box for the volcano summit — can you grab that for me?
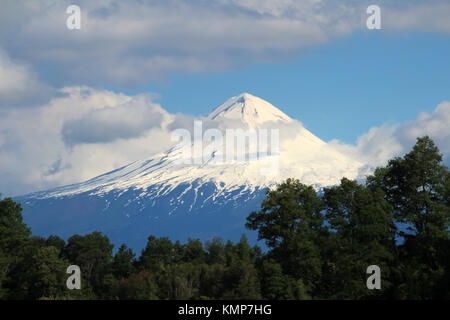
[16,93,366,251]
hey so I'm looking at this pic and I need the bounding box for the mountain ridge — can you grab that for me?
[16,93,367,251]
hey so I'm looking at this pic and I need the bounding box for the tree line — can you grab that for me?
[0,136,449,299]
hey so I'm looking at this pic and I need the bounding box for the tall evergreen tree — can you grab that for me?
[113,244,136,280]
[367,136,450,299]
[62,231,114,296]
[139,236,176,271]
[0,196,32,299]
[322,178,395,299]
[246,179,324,296]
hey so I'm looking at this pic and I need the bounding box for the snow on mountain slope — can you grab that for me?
[208,92,292,127]
[25,93,365,202]
[16,93,369,251]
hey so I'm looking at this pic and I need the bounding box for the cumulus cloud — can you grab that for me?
[329,101,450,168]
[0,48,53,108]
[62,95,168,146]
[1,0,448,87]
[0,87,175,196]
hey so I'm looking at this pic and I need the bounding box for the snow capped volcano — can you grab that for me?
[24,92,362,200]
[207,93,292,127]
[17,93,366,251]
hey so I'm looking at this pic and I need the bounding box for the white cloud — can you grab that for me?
[383,2,450,33]
[329,101,450,168]
[0,48,53,108]
[0,87,175,196]
[61,94,169,146]
[0,1,449,87]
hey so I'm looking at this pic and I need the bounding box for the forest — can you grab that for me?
[0,136,448,300]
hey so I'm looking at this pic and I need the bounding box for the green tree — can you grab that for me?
[0,197,31,255]
[370,136,449,239]
[0,196,32,299]
[322,178,396,299]
[222,260,261,299]
[199,263,226,299]
[367,136,450,299]
[113,244,136,280]
[205,237,226,265]
[62,231,114,296]
[0,249,10,299]
[27,246,67,299]
[46,235,66,256]
[246,179,324,295]
[181,238,205,264]
[235,235,252,261]
[119,271,158,300]
[259,260,288,299]
[139,236,175,271]
[157,263,202,299]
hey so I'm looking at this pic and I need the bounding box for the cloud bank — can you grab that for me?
[62,95,168,146]
[1,0,449,87]
[0,87,174,196]
[0,49,53,108]
[329,101,450,168]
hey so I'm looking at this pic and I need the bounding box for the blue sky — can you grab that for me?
[118,31,450,144]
